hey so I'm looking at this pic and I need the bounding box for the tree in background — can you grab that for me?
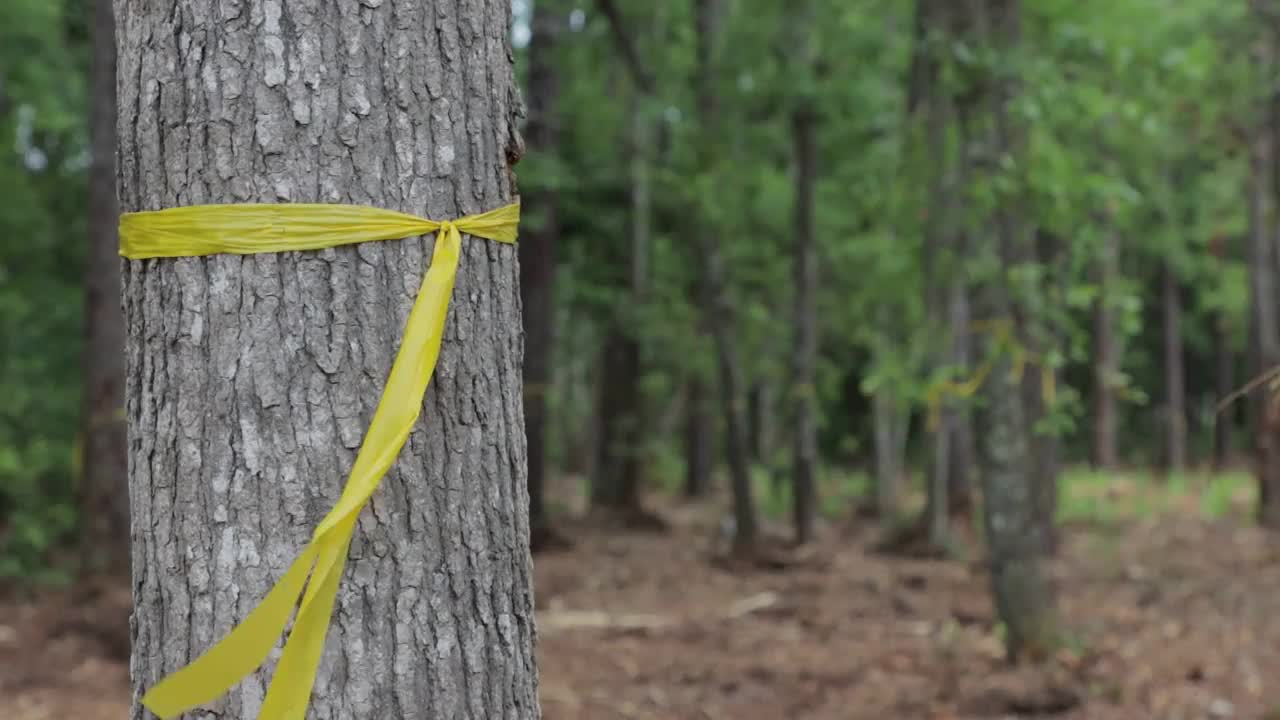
[972,0,1060,658]
[118,1,538,717]
[78,0,126,579]
[523,0,565,550]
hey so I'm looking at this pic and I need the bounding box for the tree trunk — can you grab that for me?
[118,2,540,718]
[872,386,904,519]
[979,350,1059,661]
[592,328,643,513]
[1250,104,1280,527]
[695,0,757,553]
[80,0,128,578]
[790,100,819,544]
[1163,260,1187,474]
[911,0,968,551]
[590,101,650,521]
[978,0,1059,659]
[1092,232,1120,469]
[747,382,774,464]
[1214,315,1234,471]
[685,377,714,497]
[522,0,562,550]
[946,277,975,518]
[1022,363,1060,554]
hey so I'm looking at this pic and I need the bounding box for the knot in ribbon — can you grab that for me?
[119,200,520,720]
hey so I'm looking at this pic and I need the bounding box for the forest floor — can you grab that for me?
[3,470,1280,719]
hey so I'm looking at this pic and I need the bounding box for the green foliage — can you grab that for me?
[0,0,88,576]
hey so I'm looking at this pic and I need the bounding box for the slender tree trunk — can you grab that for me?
[910,0,969,551]
[590,100,652,522]
[946,277,975,518]
[695,0,757,553]
[1092,232,1120,469]
[522,0,562,550]
[1251,102,1280,527]
[80,0,128,578]
[1022,362,1060,554]
[979,347,1059,660]
[1214,315,1235,470]
[791,99,819,544]
[978,0,1059,659]
[872,385,904,519]
[592,328,642,512]
[1163,261,1187,474]
[622,104,651,505]
[685,378,714,497]
[118,2,539,717]
[747,382,775,464]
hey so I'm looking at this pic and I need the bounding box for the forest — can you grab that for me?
[2,0,1280,718]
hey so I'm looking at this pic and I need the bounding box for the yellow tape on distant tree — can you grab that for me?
[924,318,1057,430]
[119,201,520,719]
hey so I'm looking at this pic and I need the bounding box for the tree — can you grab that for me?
[523,0,564,550]
[693,0,758,555]
[787,0,820,545]
[1247,58,1280,526]
[118,2,539,717]
[975,0,1060,659]
[79,0,127,577]
[1162,259,1187,473]
[790,90,819,544]
[1092,230,1121,469]
[590,0,657,524]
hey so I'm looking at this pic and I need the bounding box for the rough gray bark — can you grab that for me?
[978,351,1059,660]
[81,0,129,578]
[117,2,539,718]
[976,0,1059,659]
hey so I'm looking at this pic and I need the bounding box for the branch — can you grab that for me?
[594,0,656,95]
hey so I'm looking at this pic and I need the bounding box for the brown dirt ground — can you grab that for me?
[4,495,1280,719]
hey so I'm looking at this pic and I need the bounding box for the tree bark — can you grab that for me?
[592,329,643,513]
[977,0,1059,659]
[872,385,905,519]
[791,99,819,545]
[1250,101,1280,527]
[80,0,129,578]
[684,378,714,497]
[1162,260,1187,474]
[1214,315,1235,470]
[747,382,775,464]
[946,277,975,518]
[979,350,1059,660]
[118,2,540,717]
[694,0,757,553]
[522,0,562,550]
[590,100,651,521]
[1091,231,1120,469]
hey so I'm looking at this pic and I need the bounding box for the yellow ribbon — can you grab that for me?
[119,201,520,719]
[924,318,1056,430]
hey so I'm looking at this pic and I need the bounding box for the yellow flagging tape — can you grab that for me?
[924,318,1056,431]
[119,200,519,719]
